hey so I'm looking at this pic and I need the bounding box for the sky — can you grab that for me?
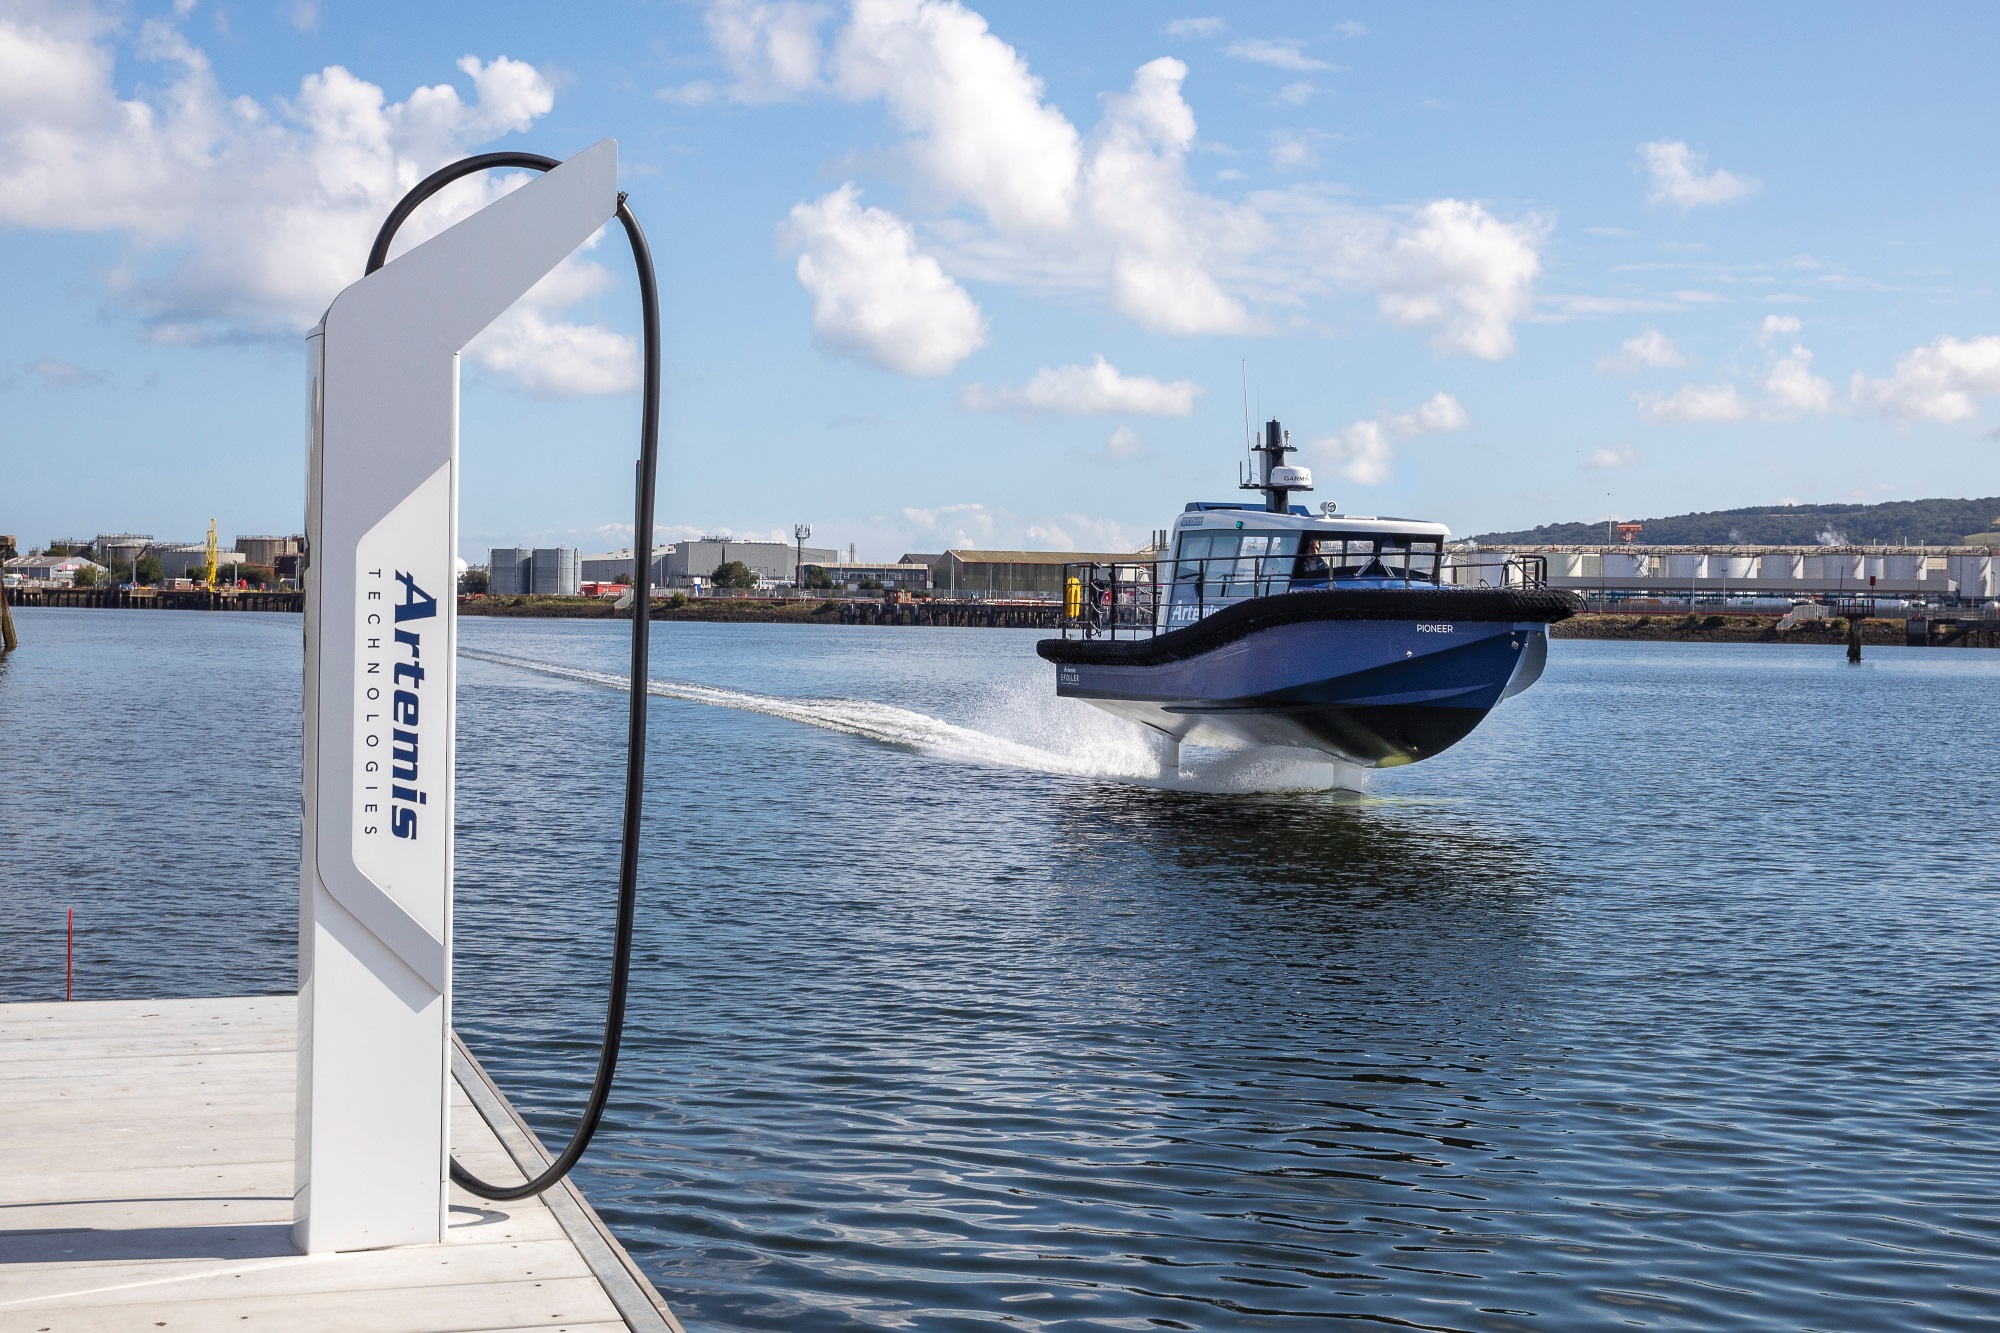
[4,0,2000,560]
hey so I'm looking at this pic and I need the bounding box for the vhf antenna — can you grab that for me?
[1241,360,1252,454]
[1240,361,1254,489]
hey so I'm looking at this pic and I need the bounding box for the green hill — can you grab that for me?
[1475,497,2000,546]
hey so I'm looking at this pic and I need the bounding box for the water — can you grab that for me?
[4,607,1999,1331]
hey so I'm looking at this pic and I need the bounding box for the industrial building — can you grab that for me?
[1456,544,1998,601]
[235,535,301,568]
[489,547,582,596]
[663,539,838,587]
[93,533,151,571]
[803,561,932,591]
[153,543,212,580]
[930,549,1144,599]
[579,549,653,584]
[3,553,107,586]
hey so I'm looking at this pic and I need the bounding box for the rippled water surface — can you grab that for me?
[5,606,2000,1331]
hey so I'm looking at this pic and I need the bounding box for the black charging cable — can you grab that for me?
[365,151,660,1200]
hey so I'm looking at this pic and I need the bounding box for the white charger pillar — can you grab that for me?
[297,140,620,1252]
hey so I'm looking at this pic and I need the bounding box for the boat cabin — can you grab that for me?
[1165,504,1452,627]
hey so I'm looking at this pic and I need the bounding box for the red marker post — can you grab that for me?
[66,908,73,1001]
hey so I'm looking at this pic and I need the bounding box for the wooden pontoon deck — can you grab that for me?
[0,996,683,1333]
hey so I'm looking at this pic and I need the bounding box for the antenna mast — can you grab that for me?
[1240,418,1313,514]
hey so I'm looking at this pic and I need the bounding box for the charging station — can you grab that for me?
[296,141,623,1253]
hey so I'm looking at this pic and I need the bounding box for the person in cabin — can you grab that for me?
[1291,534,1330,590]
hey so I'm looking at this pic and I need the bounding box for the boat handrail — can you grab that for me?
[1057,551,1549,640]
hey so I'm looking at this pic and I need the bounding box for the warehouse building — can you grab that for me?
[4,553,107,586]
[663,539,838,588]
[930,549,1146,599]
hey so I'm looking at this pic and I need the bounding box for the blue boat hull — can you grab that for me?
[1038,589,1574,767]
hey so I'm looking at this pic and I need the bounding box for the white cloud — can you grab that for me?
[901,501,997,550]
[726,2,1543,361]
[1587,445,1638,469]
[833,0,1080,233]
[1852,335,2000,422]
[1596,327,1686,373]
[1640,140,1761,210]
[1079,57,1260,334]
[961,355,1201,415]
[1636,383,1752,423]
[1374,199,1543,359]
[707,0,831,100]
[0,9,636,395]
[1632,325,1832,424]
[1225,38,1331,71]
[781,184,987,375]
[1023,513,1136,551]
[1314,391,1468,484]
[1165,17,1225,38]
[1270,130,1314,170]
[1760,345,1833,417]
[466,308,639,396]
[290,0,318,32]
[1758,314,1802,344]
[1106,425,1141,457]
[898,501,1135,552]
[26,357,104,387]
[658,80,719,105]
[1277,81,1314,106]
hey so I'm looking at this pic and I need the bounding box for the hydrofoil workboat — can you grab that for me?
[1037,418,1578,768]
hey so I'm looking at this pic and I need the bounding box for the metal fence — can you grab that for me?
[1056,551,1550,640]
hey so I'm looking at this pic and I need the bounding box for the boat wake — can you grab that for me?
[462,648,1366,794]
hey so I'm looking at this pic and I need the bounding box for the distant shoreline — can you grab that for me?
[9,594,1993,647]
[458,595,1062,629]
[1552,612,1997,647]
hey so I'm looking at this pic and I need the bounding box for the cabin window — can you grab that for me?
[1325,537,1442,582]
[1174,530,1309,599]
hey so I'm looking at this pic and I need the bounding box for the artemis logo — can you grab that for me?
[388,571,437,839]
[1415,623,1454,633]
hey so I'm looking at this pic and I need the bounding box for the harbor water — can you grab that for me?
[3,607,1999,1331]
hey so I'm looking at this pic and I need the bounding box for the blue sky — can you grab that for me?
[4,0,1999,560]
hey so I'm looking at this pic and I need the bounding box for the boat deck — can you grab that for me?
[0,995,682,1333]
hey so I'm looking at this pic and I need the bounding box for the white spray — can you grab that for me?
[462,648,1367,795]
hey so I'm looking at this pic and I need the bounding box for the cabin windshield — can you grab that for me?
[1174,530,1441,599]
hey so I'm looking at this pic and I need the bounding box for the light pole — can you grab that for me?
[794,523,811,597]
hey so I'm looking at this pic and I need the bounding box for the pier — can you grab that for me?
[0,995,682,1332]
[6,587,304,613]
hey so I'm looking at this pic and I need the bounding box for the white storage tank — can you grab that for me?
[1712,555,1755,579]
[1822,553,1866,581]
[1863,556,1886,581]
[1883,554,1923,581]
[1545,552,1584,579]
[1663,553,1706,579]
[1762,553,1804,580]
[1948,553,1995,598]
[1603,551,1648,579]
